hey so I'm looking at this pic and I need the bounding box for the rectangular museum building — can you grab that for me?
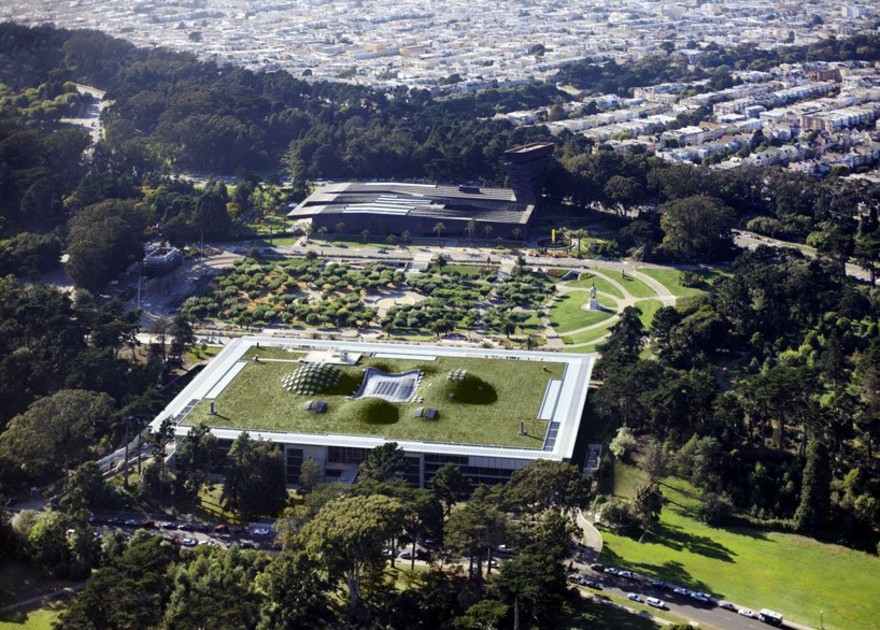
[150,337,594,489]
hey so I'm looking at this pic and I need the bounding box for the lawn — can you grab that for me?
[549,292,615,332]
[309,236,390,249]
[0,603,63,630]
[604,271,655,299]
[565,344,599,354]
[637,268,722,298]
[560,592,660,629]
[520,310,544,331]
[185,354,567,449]
[634,299,662,328]
[442,264,486,278]
[565,272,625,299]
[566,321,616,346]
[599,465,880,630]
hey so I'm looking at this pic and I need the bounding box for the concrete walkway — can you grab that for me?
[629,269,677,305]
[576,509,603,556]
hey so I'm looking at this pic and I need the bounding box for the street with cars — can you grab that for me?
[87,512,277,551]
[568,561,796,630]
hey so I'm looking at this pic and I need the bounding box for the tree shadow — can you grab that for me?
[725,526,773,542]
[599,545,714,594]
[651,522,737,563]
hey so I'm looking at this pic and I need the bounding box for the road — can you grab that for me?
[571,565,805,630]
[733,229,875,285]
[58,83,109,144]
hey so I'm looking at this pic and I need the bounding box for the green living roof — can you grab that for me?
[184,346,569,449]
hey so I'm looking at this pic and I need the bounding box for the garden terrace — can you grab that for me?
[181,257,403,327]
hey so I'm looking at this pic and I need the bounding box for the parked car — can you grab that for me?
[398,550,414,559]
[177,523,193,531]
[650,579,667,589]
[673,587,691,597]
[738,608,755,618]
[627,593,643,603]
[719,601,736,611]
[160,521,176,529]
[583,580,602,590]
[618,570,635,580]
[252,527,271,537]
[181,538,197,547]
[689,591,712,604]
[646,597,666,609]
[214,524,228,534]
[123,518,139,527]
[603,567,618,575]
[590,563,604,572]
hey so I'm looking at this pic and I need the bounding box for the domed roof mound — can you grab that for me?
[281,363,344,396]
[439,370,497,404]
[352,397,399,425]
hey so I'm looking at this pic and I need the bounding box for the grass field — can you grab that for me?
[560,592,660,629]
[600,464,880,630]
[550,293,615,332]
[0,604,63,629]
[566,322,617,346]
[565,344,599,354]
[637,268,723,298]
[520,310,544,331]
[185,353,568,448]
[603,271,655,299]
[442,264,486,278]
[634,299,663,328]
[566,273,625,299]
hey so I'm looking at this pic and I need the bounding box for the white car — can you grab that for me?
[181,538,197,547]
[646,597,666,609]
[739,608,755,618]
[252,527,271,536]
[627,593,643,603]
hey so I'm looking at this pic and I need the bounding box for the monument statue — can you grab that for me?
[588,283,601,311]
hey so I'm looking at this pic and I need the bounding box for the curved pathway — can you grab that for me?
[576,509,604,556]
[629,269,676,305]
[547,265,672,350]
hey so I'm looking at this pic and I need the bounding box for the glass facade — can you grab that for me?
[285,448,304,484]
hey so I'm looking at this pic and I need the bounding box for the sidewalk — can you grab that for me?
[576,509,603,559]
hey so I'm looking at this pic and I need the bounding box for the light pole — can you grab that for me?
[820,610,824,629]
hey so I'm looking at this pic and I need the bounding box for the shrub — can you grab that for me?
[698,492,735,525]
[609,426,637,461]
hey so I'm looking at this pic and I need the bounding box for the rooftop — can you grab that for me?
[152,337,594,461]
[288,181,533,225]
